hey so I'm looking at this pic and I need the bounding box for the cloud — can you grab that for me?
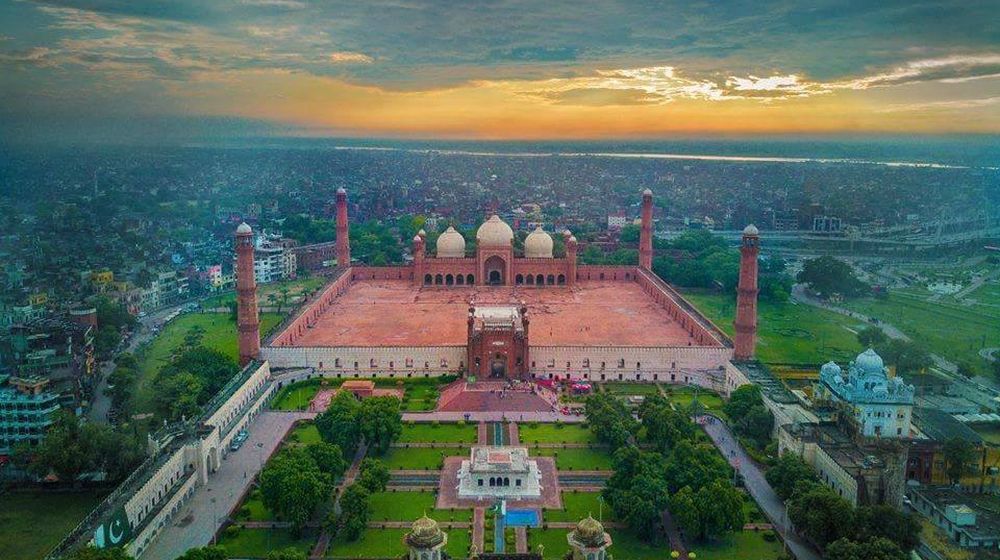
[876,96,1000,113]
[834,54,1000,89]
[329,51,374,64]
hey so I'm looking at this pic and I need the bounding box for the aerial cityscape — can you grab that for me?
[0,2,998,560]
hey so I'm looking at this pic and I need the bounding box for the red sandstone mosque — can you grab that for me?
[234,189,760,405]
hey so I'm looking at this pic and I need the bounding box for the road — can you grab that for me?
[142,411,312,560]
[698,416,821,560]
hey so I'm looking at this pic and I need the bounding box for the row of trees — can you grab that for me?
[259,444,345,533]
[587,393,746,544]
[797,256,869,299]
[651,230,793,303]
[150,329,238,421]
[722,385,774,450]
[766,453,920,560]
[331,458,390,541]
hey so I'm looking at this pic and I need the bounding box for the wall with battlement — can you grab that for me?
[528,345,733,391]
[262,345,467,376]
[268,269,354,347]
[635,268,731,347]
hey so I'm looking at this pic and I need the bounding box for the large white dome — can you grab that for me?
[476,215,514,247]
[524,226,553,258]
[436,226,466,258]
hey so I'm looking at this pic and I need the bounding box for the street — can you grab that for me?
[699,416,821,560]
[141,411,312,560]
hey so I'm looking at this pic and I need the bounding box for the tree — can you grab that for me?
[337,483,371,541]
[357,458,391,493]
[603,448,671,541]
[788,484,855,549]
[305,442,347,478]
[662,440,731,494]
[825,537,907,560]
[943,437,977,484]
[735,405,774,448]
[315,391,362,454]
[797,256,868,298]
[619,224,641,243]
[174,546,228,560]
[25,411,144,483]
[65,546,134,560]
[765,453,818,501]
[259,448,334,534]
[358,396,402,454]
[95,324,122,357]
[639,395,695,453]
[671,479,745,541]
[853,505,921,553]
[722,384,763,421]
[585,393,638,450]
[856,326,888,349]
[877,339,931,375]
[151,371,203,421]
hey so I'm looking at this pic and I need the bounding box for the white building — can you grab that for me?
[457,446,542,500]
[607,213,628,229]
[814,349,915,438]
[234,237,296,285]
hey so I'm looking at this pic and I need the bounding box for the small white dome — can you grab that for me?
[743,224,759,236]
[336,187,346,194]
[476,215,514,247]
[417,229,426,237]
[643,188,653,196]
[436,226,466,258]
[569,235,577,243]
[524,226,554,258]
[855,348,885,373]
[236,222,252,235]
[413,234,422,243]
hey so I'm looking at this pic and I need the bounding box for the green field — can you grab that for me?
[286,421,323,444]
[216,527,316,558]
[0,491,107,560]
[663,385,726,414]
[201,276,328,310]
[328,527,470,559]
[399,422,477,443]
[682,291,863,365]
[272,378,329,411]
[240,489,276,522]
[271,376,443,412]
[533,447,613,470]
[841,291,1000,375]
[134,312,283,414]
[602,382,662,396]
[368,490,472,522]
[381,446,470,470]
[519,423,596,444]
[527,527,780,560]
[544,492,615,523]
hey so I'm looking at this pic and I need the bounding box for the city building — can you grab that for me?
[908,486,1000,550]
[812,215,842,232]
[0,313,96,407]
[607,211,628,230]
[140,271,190,311]
[0,374,61,456]
[250,236,297,284]
[813,349,915,438]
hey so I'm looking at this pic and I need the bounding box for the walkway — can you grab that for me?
[312,442,368,558]
[142,411,311,560]
[698,416,821,560]
[403,411,584,423]
[472,508,486,553]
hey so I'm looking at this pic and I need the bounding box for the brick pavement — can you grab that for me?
[472,508,486,553]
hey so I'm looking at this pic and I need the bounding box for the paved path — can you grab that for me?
[661,508,687,557]
[472,508,486,553]
[698,416,821,560]
[403,411,584,423]
[142,411,308,560]
[313,442,368,558]
[515,527,528,553]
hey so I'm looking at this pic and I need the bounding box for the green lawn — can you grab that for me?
[327,528,470,559]
[841,291,1000,376]
[532,447,613,470]
[272,378,330,411]
[216,527,316,558]
[239,489,276,522]
[202,276,328,310]
[683,291,863,366]
[381,446,470,470]
[0,491,107,560]
[285,422,323,444]
[399,422,477,443]
[663,385,726,413]
[544,492,615,523]
[368,490,472,522]
[602,382,662,395]
[528,528,781,560]
[518,423,597,444]
[687,530,784,560]
[134,312,283,414]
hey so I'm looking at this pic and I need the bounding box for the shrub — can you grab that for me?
[762,530,777,542]
[223,525,241,538]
